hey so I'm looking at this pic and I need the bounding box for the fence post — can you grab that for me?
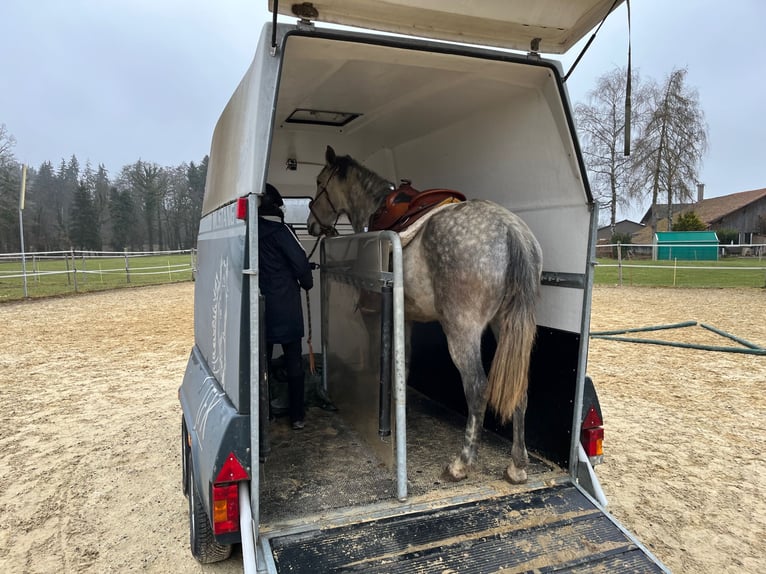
[81,251,87,284]
[71,248,78,293]
[673,257,677,287]
[617,242,623,287]
[124,248,131,284]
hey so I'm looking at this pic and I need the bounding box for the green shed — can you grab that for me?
[654,231,719,261]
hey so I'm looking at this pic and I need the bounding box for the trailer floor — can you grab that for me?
[259,389,562,525]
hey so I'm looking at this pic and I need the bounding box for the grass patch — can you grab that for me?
[595,257,766,288]
[0,253,194,302]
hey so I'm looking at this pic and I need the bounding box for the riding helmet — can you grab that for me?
[260,183,284,217]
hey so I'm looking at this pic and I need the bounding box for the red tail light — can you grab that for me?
[581,406,604,463]
[236,197,248,220]
[212,484,240,534]
[212,453,248,535]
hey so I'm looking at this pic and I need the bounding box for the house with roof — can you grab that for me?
[632,187,766,247]
[639,203,690,229]
[596,219,645,242]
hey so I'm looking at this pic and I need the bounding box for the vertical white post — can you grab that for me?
[71,248,78,292]
[124,248,131,284]
[19,164,28,298]
[81,252,87,284]
[673,257,677,287]
[617,241,623,287]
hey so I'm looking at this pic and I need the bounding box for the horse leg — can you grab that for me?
[505,392,529,484]
[441,328,488,482]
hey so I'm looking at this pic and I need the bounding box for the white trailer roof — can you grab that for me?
[269,0,624,54]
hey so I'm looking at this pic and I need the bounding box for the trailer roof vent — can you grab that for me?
[286,108,361,127]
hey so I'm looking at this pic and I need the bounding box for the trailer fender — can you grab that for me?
[179,345,251,544]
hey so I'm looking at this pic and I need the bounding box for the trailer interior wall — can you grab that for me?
[267,30,591,333]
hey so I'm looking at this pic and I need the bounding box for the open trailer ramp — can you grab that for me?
[263,483,663,573]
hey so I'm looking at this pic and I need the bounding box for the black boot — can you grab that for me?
[288,374,305,429]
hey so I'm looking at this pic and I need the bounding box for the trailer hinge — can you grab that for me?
[292,2,318,28]
[527,38,542,60]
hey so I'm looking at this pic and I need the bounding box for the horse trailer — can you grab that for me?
[178,1,669,571]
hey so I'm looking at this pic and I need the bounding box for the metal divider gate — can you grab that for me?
[320,231,407,501]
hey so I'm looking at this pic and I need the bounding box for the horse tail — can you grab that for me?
[486,234,541,424]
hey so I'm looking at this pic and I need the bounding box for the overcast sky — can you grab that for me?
[2,1,764,220]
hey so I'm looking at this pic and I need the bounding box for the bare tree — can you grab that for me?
[0,124,16,160]
[633,68,708,232]
[575,67,653,230]
[0,124,21,251]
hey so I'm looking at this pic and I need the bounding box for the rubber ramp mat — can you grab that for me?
[268,483,663,573]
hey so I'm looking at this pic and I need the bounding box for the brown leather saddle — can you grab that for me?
[369,180,466,232]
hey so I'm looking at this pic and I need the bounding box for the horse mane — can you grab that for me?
[335,154,393,209]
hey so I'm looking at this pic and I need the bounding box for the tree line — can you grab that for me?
[574,66,708,234]
[0,124,207,254]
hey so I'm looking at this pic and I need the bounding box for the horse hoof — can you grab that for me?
[505,462,528,485]
[442,461,469,482]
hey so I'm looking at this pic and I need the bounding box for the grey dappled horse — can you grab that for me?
[307,146,543,483]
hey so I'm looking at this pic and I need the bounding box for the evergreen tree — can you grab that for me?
[69,182,101,250]
[28,161,58,250]
[674,211,707,231]
[126,160,165,250]
[109,186,136,251]
[93,164,111,247]
[51,155,82,247]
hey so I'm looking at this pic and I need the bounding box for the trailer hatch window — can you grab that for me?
[281,197,353,236]
[282,197,312,227]
[286,108,360,127]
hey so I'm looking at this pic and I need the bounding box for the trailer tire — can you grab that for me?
[188,456,233,563]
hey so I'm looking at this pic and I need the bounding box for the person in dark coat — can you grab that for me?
[258,183,314,429]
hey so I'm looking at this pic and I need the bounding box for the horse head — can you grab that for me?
[307,146,347,237]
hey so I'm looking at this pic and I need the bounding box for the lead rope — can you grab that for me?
[305,289,316,375]
[305,209,343,375]
[305,235,321,376]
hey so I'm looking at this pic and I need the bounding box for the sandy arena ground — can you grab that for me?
[0,282,764,573]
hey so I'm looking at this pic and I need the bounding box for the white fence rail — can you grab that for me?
[0,249,196,298]
[596,242,766,287]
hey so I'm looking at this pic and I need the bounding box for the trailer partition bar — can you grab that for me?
[378,284,393,437]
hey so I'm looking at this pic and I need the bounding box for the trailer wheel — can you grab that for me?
[181,416,190,498]
[188,455,233,563]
